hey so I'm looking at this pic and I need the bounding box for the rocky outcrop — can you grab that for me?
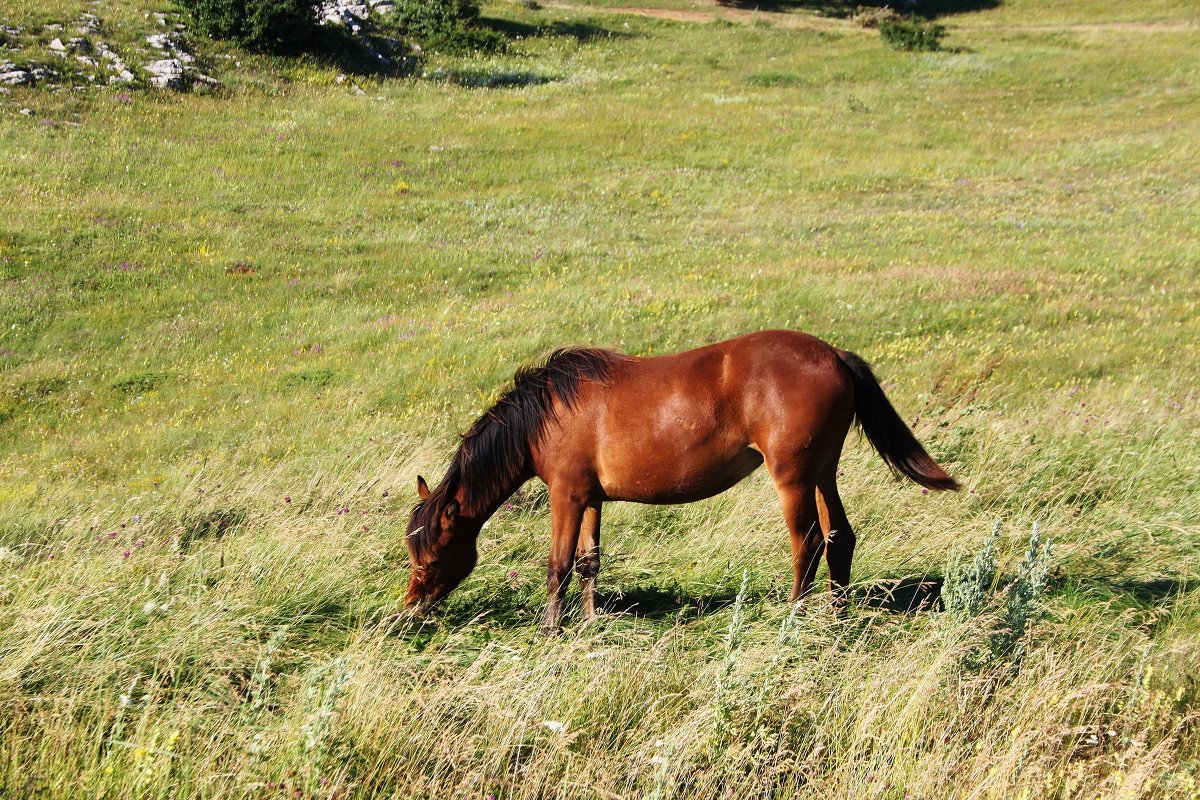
[0,9,218,91]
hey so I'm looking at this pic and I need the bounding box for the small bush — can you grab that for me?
[390,0,505,53]
[944,520,999,621]
[852,5,901,29]
[179,0,322,54]
[944,522,1053,672]
[880,17,947,52]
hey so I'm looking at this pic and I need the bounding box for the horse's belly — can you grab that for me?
[597,445,764,504]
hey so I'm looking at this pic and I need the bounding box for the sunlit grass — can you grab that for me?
[1,0,1198,796]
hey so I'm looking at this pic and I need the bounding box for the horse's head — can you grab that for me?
[404,475,479,612]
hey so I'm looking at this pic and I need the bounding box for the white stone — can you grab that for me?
[0,70,30,85]
[145,58,183,88]
[48,38,67,52]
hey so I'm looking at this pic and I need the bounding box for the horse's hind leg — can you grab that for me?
[769,472,823,602]
[575,504,601,621]
[816,476,856,609]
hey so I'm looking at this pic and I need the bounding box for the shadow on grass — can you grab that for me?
[293,16,626,80]
[480,16,632,42]
[296,25,421,77]
[855,576,944,613]
[597,584,749,619]
[427,66,560,88]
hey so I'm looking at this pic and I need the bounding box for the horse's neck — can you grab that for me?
[457,462,532,523]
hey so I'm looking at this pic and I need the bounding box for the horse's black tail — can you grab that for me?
[836,350,960,491]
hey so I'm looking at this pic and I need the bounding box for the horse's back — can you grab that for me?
[533,330,854,502]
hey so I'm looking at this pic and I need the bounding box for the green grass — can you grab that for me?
[1,0,1199,796]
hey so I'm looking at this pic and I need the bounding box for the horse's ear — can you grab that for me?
[417,476,431,500]
[442,499,459,522]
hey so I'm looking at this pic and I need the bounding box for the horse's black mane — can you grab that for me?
[407,347,623,561]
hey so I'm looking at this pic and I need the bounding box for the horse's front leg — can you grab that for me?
[575,503,602,622]
[540,488,586,635]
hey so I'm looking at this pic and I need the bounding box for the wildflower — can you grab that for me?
[921,487,929,495]
[107,531,118,539]
[135,539,145,548]
[541,720,566,733]
[285,496,292,503]
[123,550,131,558]
[508,570,518,579]
[133,515,141,522]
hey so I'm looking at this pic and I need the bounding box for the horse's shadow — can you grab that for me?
[384,574,1192,638]
[596,584,749,619]
[855,576,944,613]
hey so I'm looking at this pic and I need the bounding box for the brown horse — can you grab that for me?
[405,330,958,632]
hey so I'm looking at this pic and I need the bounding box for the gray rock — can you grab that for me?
[145,33,170,49]
[109,69,134,83]
[20,107,33,114]
[48,38,68,53]
[44,24,63,32]
[193,73,220,88]
[0,70,31,85]
[77,55,97,67]
[145,58,183,88]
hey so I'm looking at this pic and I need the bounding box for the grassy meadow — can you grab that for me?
[1,0,1199,796]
